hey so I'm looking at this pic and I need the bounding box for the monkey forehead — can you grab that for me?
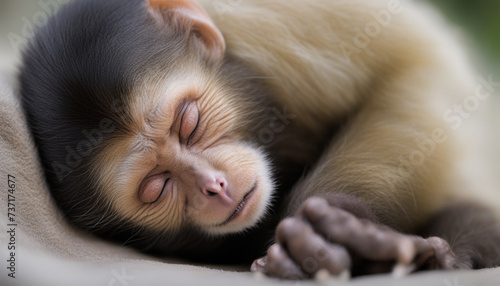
[127,68,206,142]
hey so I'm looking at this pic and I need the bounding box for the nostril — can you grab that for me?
[207,190,218,197]
[216,178,226,189]
[197,172,228,198]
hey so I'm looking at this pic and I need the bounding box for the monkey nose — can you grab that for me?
[196,172,232,203]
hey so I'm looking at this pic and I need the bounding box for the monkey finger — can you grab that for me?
[265,244,308,280]
[301,198,418,264]
[250,256,267,273]
[276,217,351,276]
[413,236,457,270]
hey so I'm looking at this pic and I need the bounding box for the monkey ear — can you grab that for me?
[147,0,226,60]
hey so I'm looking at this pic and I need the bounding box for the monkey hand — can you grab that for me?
[251,197,459,280]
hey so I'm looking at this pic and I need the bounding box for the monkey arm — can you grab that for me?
[283,69,456,232]
[254,77,469,275]
[251,69,467,278]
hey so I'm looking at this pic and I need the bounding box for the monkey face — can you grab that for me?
[20,0,276,245]
[91,62,275,235]
[87,0,276,236]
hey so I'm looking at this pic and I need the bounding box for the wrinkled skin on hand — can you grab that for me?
[251,197,459,279]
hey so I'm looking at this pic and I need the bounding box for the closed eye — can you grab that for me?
[180,102,200,145]
[139,173,169,204]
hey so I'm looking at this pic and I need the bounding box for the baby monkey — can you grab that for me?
[20,0,500,279]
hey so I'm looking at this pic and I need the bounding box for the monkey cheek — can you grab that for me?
[220,154,275,233]
[217,162,275,234]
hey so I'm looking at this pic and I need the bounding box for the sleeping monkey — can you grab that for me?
[20,0,500,279]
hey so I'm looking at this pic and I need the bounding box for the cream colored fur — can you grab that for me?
[200,0,500,228]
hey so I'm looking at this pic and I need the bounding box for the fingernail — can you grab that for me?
[250,257,267,272]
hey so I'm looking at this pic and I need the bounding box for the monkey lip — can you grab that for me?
[218,180,257,227]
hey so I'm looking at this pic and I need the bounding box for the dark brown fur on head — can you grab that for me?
[20,0,276,260]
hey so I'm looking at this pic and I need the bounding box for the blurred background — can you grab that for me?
[0,0,499,74]
[428,0,500,72]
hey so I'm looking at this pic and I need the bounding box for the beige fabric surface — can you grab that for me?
[1,76,500,286]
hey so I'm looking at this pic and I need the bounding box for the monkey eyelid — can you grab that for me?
[151,178,169,204]
[186,110,200,146]
[179,102,200,146]
[138,172,170,204]
[176,100,189,144]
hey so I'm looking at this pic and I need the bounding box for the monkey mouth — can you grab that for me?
[218,180,257,227]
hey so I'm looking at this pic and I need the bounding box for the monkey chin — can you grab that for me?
[203,160,275,236]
